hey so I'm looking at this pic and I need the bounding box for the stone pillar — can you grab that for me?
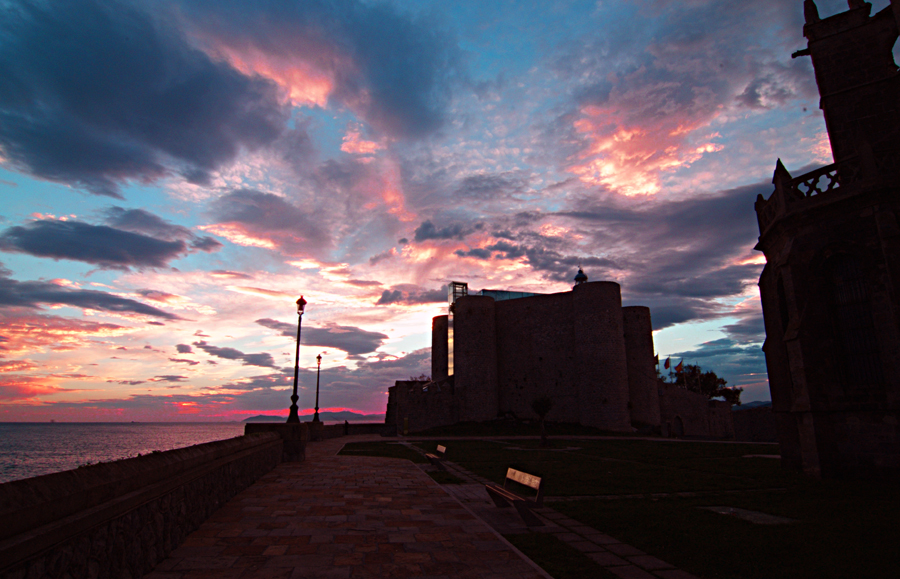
[432,315,449,380]
[573,282,631,432]
[452,295,499,422]
[623,306,661,427]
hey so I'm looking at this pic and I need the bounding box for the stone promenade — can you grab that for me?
[145,436,549,579]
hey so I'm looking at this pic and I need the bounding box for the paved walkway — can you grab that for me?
[145,436,550,579]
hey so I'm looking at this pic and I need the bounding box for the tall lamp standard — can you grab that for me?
[286,296,307,423]
[312,353,323,423]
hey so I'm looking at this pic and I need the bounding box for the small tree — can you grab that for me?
[531,396,554,447]
[668,364,743,406]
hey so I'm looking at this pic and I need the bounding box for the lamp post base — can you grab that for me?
[312,411,321,423]
[287,395,300,423]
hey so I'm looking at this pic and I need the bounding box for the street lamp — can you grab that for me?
[312,353,323,422]
[287,296,307,423]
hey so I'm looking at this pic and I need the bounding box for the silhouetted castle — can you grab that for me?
[755,0,900,477]
[387,274,733,437]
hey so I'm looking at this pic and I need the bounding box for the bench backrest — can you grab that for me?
[504,468,544,505]
[436,445,446,455]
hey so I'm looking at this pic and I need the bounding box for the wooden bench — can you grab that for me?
[484,468,545,526]
[425,445,447,470]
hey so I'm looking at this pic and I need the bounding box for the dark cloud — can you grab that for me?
[375,286,445,306]
[0,208,221,268]
[414,220,481,242]
[168,357,199,366]
[722,315,766,344]
[0,220,186,268]
[175,344,193,354]
[192,340,276,368]
[454,172,528,200]
[0,272,180,320]
[666,338,767,384]
[207,189,329,253]
[150,375,189,383]
[0,0,290,197]
[180,0,460,138]
[255,318,387,356]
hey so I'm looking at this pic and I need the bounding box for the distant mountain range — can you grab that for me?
[243,411,385,423]
[734,400,772,411]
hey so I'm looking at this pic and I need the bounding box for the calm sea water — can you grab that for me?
[0,423,246,484]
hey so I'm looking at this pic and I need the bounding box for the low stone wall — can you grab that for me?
[0,432,282,579]
[244,423,308,461]
[732,406,778,443]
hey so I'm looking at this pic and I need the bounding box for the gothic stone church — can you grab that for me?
[755,0,900,477]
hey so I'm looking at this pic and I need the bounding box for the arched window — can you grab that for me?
[827,254,883,391]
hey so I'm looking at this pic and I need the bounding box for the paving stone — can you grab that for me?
[627,555,674,570]
[605,543,646,556]
[653,570,703,579]
[568,540,605,553]
[607,564,658,579]
[587,551,629,567]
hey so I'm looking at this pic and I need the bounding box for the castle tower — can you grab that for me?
[754,1,900,477]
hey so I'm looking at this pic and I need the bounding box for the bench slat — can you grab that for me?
[506,468,541,490]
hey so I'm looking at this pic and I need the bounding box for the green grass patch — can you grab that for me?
[434,439,786,496]
[504,532,618,579]
[412,420,622,437]
[338,441,426,463]
[552,479,900,579]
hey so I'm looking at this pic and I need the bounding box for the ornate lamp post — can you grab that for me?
[312,353,323,422]
[286,296,307,423]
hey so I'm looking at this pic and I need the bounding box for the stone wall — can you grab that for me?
[387,379,458,434]
[658,382,734,439]
[573,282,631,432]
[494,292,579,423]
[0,432,282,579]
[622,306,660,427]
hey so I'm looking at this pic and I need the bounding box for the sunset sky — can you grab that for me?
[0,0,863,421]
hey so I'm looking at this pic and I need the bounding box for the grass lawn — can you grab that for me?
[339,437,899,578]
[415,438,790,496]
[503,532,619,579]
[430,438,899,579]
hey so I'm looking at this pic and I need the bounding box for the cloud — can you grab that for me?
[0,273,181,320]
[546,0,817,196]
[0,0,290,197]
[205,189,329,255]
[168,357,199,366]
[0,210,221,268]
[376,286,445,305]
[0,376,68,400]
[192,340,276,368]
[179,0,461,138]
[414,220,482,242]
[255,318,387,356]
[175,344,193,353]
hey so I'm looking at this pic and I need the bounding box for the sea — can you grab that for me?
[0,423,246,484]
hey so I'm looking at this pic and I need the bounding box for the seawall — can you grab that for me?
[0,432,282,579]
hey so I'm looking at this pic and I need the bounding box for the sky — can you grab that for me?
[0,0,875,422]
